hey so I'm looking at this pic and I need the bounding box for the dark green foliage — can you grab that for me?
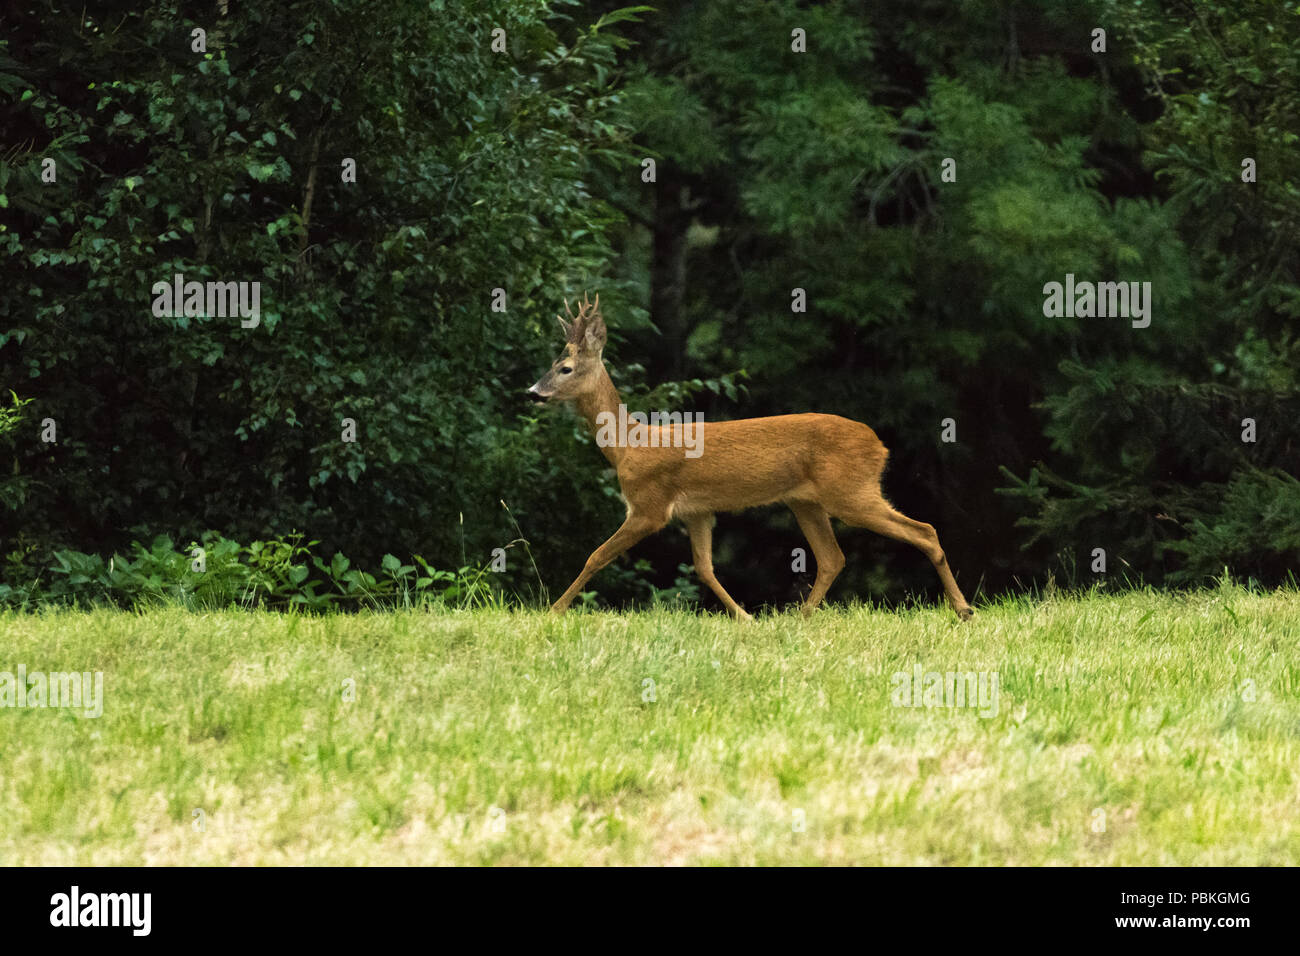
[0,532,505,610]
[998,0,1300,585]
[1,0,643,596]
[588,0,1298,601]
[0,390,33,511]
[1,0,1296,609]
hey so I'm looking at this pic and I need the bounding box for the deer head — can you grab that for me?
[527,292,607,403]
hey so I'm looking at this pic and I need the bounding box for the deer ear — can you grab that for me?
[582,310,606,352]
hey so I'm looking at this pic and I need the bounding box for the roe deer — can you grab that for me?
[527,293,974,622]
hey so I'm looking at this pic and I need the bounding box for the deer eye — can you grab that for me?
[560,367,573,374]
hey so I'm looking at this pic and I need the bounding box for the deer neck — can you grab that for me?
[575,364,627,468]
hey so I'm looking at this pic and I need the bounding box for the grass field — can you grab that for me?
[1,584,1297,865]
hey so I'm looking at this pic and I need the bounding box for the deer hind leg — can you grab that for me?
[684,513,753,621]
[836,496,974,621]
[550,513,665,614]
[787,501,844,616]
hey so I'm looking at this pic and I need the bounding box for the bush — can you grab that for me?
[0,532,512,611]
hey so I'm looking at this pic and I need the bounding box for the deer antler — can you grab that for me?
[573,291,601,319]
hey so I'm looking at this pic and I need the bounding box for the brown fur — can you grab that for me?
[529,293,974,621]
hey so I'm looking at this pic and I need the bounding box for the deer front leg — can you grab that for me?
[550,515,664,614]
[684,513,753,621]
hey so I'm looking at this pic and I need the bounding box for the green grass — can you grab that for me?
[1,585,1297,864]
